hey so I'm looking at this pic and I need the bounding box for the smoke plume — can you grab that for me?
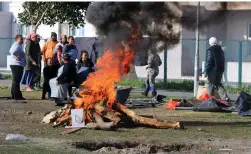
[86,2,228,53]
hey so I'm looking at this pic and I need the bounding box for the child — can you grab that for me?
[42,58,58,100]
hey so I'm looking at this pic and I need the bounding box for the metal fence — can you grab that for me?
[1,38,251,86]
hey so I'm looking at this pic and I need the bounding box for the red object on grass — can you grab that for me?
[167,100,179,110]
[198,93,212,101]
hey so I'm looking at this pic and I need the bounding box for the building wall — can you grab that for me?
[225,11,251,63]
[135,43,182,80]
[181,8,251,83]
[1,2,10,12]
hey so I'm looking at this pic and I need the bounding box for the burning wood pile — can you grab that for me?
[42,26,183,134]
[42,99,182,134]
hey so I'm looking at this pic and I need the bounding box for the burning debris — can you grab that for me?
[43,2,231,133]
[43,28,182,132]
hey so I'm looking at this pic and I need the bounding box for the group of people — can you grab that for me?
[9,32,229,104]
[9,32,94,104]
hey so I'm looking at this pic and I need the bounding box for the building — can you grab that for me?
[136,3,251,84]
[2,2,251,85]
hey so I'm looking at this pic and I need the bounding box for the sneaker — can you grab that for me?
[41,96,46,100]
[26,87,33,92]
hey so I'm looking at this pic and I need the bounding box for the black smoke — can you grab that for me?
[86,2,228,58]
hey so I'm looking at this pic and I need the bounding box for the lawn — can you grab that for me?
[0,87,250,153]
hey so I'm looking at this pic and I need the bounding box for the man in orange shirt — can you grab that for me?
[42,32,58,65]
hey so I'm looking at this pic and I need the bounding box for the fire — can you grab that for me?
[74,27,140,110]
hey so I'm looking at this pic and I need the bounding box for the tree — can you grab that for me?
[18,2,90,33]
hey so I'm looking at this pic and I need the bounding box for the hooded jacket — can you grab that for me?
[25,39,41,70]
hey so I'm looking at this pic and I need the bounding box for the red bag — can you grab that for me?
[198,93,212,101]
[167,100,179,110]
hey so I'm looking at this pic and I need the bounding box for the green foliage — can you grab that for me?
[18,2,90,32]
[225,85,251,94]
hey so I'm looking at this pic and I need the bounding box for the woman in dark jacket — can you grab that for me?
[20,33,41,91]
[77,50,94,71]
[76,50,94,86]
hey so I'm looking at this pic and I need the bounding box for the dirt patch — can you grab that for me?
[73,140,194,154]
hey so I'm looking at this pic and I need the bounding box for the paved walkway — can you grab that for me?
[0,80,11,85]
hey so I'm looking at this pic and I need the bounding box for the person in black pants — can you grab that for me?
[9,35,26,100]
[42,58,58,100]
[56,53,77,106]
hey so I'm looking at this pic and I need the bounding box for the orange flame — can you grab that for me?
[74,27,140,110]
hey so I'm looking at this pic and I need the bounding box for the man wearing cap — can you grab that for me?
[204,37,230,101]
[41,32,58,65]
[21,33,41,91]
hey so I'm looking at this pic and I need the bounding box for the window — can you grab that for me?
[249,24,251,38]
[72,26,84,37]
[21,25,30,37]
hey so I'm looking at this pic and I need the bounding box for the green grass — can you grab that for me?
[0,74,12,80]
[225,85,251,94]
[117,80,206,91]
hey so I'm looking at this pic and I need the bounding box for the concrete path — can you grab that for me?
[0,80,11,85]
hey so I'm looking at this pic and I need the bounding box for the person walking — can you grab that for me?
[142,49,162,97]
[204,37,230,101]
[41,32,58,65]
[9,35,26,100]
[21,33,40,91]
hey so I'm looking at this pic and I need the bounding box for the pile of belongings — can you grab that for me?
[235,91,251,116]
[166,95,232,112]
[114,86,166,109]
[166,86,232,112]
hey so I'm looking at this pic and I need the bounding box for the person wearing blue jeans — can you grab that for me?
[142,50,162,97]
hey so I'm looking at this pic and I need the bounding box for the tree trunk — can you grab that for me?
[31,25,38,33]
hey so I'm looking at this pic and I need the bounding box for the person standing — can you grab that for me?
[21,33,40,91]
[9,35,26,100]
[55,35,68,65]
[33,34,42,90]
[204,37,230,101]
[41,32,58,65]
[142,49,162,97]
[62,36,78,62]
